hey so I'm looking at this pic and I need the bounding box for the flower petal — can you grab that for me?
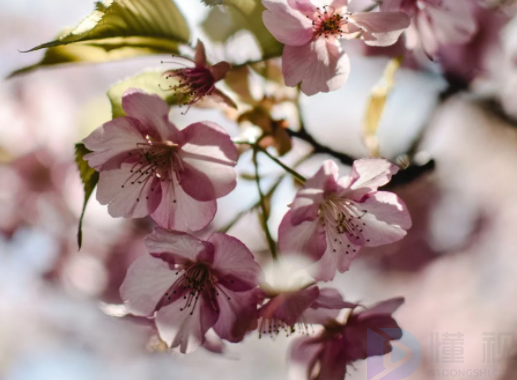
[282,39,350,95]
[262,0,313,46]
[194,40,207,67]
[96,165,161,219]
[315,340,350,380]
[212,288,258,343]
[178,121,238,201]
[122,90,180,142]
[360,191,412,246]
[120,254,179,316]
[346,158,399,198]
[259,286,320,326]
[209,62,231,82]
[209,88,238,109]
[209,233,260,292]
[291,160,339,225]
[279,210,327,261]
[351,11,410,47]
[357,297,404,320]
[83,117,147,170]
[144,228,213,265]
[156,294,217,353]
[151,178,216,232]
[288,337,324,380]
[427,0,476,46]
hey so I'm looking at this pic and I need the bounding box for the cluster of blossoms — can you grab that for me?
[82,82,411,377]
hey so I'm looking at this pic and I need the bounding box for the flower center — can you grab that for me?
[120,135,181,202]
[165,67,215,106]
[319,196,370,252]
[311,6,348,39]
[162,263,231,316]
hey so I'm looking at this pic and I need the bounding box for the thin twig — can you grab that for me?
[255,145,306,183]
[252,147,278,260]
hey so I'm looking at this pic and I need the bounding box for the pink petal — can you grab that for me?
[209,62,231,82]
[262,0,313,46]
[359,191,412,246]
[316,340,349,380]
[427,0,476,45]
[310,243,338,281]
[209,233,260,292]
[357,297,404,320]
[278,210,327,261]
[346,158,399,199]
[330,0,348,10]
[209,88,238,109]
[178,121,238,201]
[259,286,320,326]
[288,337,323,380]
[322,224,361,273]
[212,288,258,343]
[351,11,410,47]
[144,228,213,265]
[416,11,439,55]
[151,179,216,232]
[83,117,147,170]
[282,39,350,95]
[122,90,180,142]
[96,165,161,219]
[120,254,179,316]
[287,0,316,15]
[194,40,207,67]
[291,160,339,225]
[312,287,355,309]
[156,294,217,353]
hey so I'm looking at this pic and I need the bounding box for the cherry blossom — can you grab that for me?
[288,297,404,380]
[82,90,238,231]
[163,40,236,108]
[120,228,260,353]
[278,159,412,281]
[258,258,355,337]
[381,0,477,56]
[262,0,410,95]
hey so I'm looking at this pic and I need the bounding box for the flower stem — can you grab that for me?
[255,145,306,183]
[252,146,278,260]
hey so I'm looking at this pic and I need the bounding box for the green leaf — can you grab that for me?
[107,69,179,118]
[74,143,99,250]
[9,39,181,77]
[202,0,283,61]
[10,0,189,76]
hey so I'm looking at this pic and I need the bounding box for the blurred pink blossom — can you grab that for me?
[288,297,404,380]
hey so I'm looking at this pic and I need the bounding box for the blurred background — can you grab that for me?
[2,0,517,379]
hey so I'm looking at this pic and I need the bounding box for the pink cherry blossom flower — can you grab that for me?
[278,159,412,281]
[259,286,356,337]
[120,228,260,353]
[262,0,410,95]
[381,0,477,57]
[163,40,236,109]
[257,257,355,337]
[289,297,404,380]
[83,90,238,232]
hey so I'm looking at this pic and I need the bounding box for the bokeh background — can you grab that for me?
[2,0,517,379]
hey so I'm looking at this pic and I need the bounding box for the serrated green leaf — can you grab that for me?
[9,39,181,77]
[75,143,99,249]
[202,0,283,61]
[108,70,179,118]
[10,0,189,77]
